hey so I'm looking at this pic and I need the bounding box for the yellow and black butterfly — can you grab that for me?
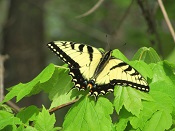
[47,41,149,99]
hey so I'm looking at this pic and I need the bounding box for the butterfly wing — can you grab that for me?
[90,58,149,97]
[47,41,103,90]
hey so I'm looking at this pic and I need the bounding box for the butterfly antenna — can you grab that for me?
[105,34,111,51]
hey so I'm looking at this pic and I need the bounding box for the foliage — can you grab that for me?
[1,47,175,131]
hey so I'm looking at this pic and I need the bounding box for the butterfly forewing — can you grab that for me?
[47,41,103,90]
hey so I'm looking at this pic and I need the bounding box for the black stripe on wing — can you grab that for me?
[47,41,95,68]
[110,79,149,92]
[47,41,92,91]
[47,42,80,68]
[110,62,149,92]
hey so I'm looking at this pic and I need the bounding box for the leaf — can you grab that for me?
[0,104,13,113]
[63,97,113,131]
[2,64,55,103]
[115,118,129,131]
[16,125,40,131]
[113,106,133,130]
[132,47,161,63]
[149,61,175,106]
[130,91,173,130]
[150,91,174,113]
[130,101,158,129]
[143,110,172,131]
[16,105,39,124]
[34,106,57,131]
[114,86,152,117]
[44,67,76,109]
[112,49,129,63]
[0,110,22,130]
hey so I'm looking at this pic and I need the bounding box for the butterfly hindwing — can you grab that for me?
[91,58,149,97]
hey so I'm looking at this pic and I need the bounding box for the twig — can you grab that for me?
[137,0,163,55]
[0,55,20,113]
[0,55,9,102]
[49,98,80,113]
[76,0,104,18]
[157,0,175,43]
[6,100,21,113]
[112,0,134,38]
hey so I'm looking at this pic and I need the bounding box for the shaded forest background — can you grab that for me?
[0,0,174,126]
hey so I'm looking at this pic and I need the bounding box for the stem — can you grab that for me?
[76,0,104,18]
[0,55,8,102]
[157,0,175,43]
[49,98,80,113]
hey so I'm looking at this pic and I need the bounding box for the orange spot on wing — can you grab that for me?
[87,84,93,89]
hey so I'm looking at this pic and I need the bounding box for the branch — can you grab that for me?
[0,55,8,102]
[112,0,134,39]
[137,0,163,55]
[157,0,175,43]
[6,100,21,113]
[49,98,80,113]
[76,0,104,18]
[0,55,21,113]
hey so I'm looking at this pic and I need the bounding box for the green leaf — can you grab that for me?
[0,110,22,130]
[43,67,76,109]
[149,61,175,106]
[112,49,129,63]
[0,104,13,113]
[16,105,39,124]
[150,91,174,113]
[130,101,158,129]
[130,91,173,130]
[114,106,133,130]
[18,126,38,131]
[143,110,172,131]
[114,86,152,117]
[34,106,57,131]
[2,64,55,103]
[132,47,161,63]
[115,118,129,131]
[63,97,113,131]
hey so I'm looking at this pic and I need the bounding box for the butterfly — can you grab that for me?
[47,41,149,100]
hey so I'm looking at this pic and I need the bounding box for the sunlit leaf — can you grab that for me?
[132,47,161,63]
[143,110,172,131]
[16,106,39,124]
[34,106,57,131]
[114,86,152,117]
[0,110,22,130]
[63,97,113,131]
[2,64,55,103]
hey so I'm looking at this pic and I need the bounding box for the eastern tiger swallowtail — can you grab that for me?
[47,41,149,99]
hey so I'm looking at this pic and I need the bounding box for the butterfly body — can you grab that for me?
[47,41,149,99]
